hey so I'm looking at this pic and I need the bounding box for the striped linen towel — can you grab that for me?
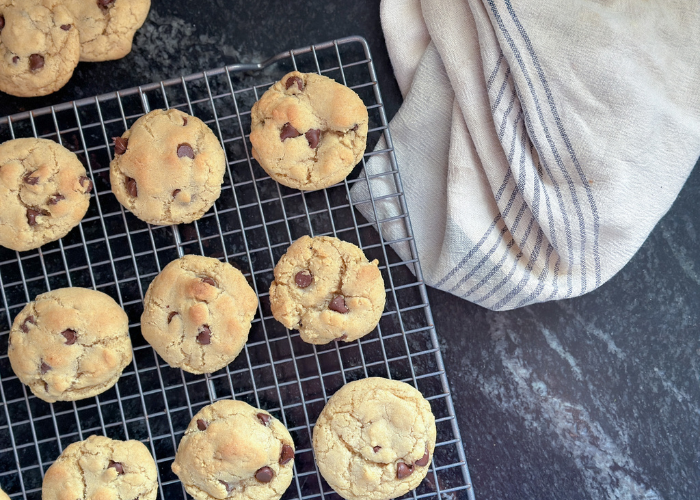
[351,0,700,310]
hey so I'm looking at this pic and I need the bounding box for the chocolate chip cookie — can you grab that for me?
[0,0,80,97]
[63,0,150,62]
[250,71,368,191]
[8,287,132,403]
[141,255,258,374]
[172,399,295,500]
[269,235,385,344]
[313,378,436,500]
[0,138,92,252]
[42,435,158,500]
[109,108,227,225]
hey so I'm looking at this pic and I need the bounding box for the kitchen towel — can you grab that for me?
[351,0,700,310]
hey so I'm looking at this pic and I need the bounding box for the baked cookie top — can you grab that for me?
[109,108,226,225]
[250,71,368,191]
[8,287,132,403]
[0,138,92,252]
[63,0,151,62]
[0,0,80,97]
[141,255,258,374]
[172,399,295,500]
[313,378,436,500]
[42,435,158,500]
[269,235,385,344]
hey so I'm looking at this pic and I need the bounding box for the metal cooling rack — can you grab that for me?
[0,36,474,500]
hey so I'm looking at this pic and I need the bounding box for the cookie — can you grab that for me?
[0,137,92,252]
[42,435,158,500]
[0,0,80,97]
[63,0,150,62]
[141,255,258,374]
[8,287,132,403]
[269,235,385,344]
[313,378,436,500]
[250,71,368,191]
[109,108,227,225]
[172,399,295,500]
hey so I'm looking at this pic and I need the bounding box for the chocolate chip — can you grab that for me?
[201,277,217,287]
[167,311,178,323]
[279,444,294,465]
[415,447,430,467]
[197,325,211,345]
[40,361,51,374]
[219,480,234,494]
[113,136,128,155]
[294,270,313,288]
[0,16,4,32]
[12,56,19,64]
[177,143,195,159]
[108,460,124,474]
[29,54,44,71]
[20,316,35,333]
[27,209,42,226]
[182,117,188,126]
[196,419,208,431]
[61,329,77,345]
[44,381,49,392]
[172,189,181,197]
[24,172,40,185]
[125,177,137,197]
[60,24,71,31]
[257,413,271,426]
[80,176,93,193]
[254,466,274,483]
[337,334,348,341]
[397,462,413,479]
[305,129,321,149]
[280,123,300,141]
[285,76,303,91]
[373,446,381,453]
[49,194,65,205]
[351,124,359,132]
[329,295,349,313]
[97,0,115,12]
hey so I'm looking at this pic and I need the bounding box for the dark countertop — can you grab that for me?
[1,1,698,499]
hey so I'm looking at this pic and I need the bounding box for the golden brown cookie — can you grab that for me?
[0,0,80,97]
[269,235,385,344]
[8,287,132,403]
[63,0,151,62]
[172,399,295,500]
[313,378,436,500]
[141,255,258,374]
[0,138,92,252]
[42,435,158,500]
[109,108,227,225]
[250,71,368,191]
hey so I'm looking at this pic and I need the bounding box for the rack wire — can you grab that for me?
[0,36,474,500]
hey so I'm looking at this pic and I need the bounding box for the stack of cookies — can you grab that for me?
[0,0,150,97]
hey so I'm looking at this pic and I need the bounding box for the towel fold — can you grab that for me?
[351,0,700,310]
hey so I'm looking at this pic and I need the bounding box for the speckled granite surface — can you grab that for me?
[1,1,698,499]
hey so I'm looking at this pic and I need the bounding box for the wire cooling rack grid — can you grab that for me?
[0,37,474,500]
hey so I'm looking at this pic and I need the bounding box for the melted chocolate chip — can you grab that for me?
[125,177,137,197]
[108,460,124,474]
[254,466,274,483]
[285,76,303,91]
[219,480,234,494]
[61,329,77,345]
[294,270,313,288]
[20,316,35,333]
[97,0,115,12]
[329,295,349,313]
[167,311,178,324]
[172,189,181,197]
[279,444,294,465]
[197,325,211,345]
[0,16,4,32]
[29,54,44,71]
[113,136,128,155]
[373,446,381,453]
[337,334,348,341]
[196,419,208,431]
[40,361,51,374]
[182,117,188,126]
[44,381,49,392]
[12,56,19,64]
[280,122,301,141]
[257,413,271,426]
[397,462,414,479]
[24,172,40,185]
[351,124,359,132]
[415,447,430,467]
[177,143,195,159]
[80,176,93,193]
[201,277,217,287]
[305,129,321,149]
[27,209,43,226]
[49,194,65,205]
[60,24,71,31]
